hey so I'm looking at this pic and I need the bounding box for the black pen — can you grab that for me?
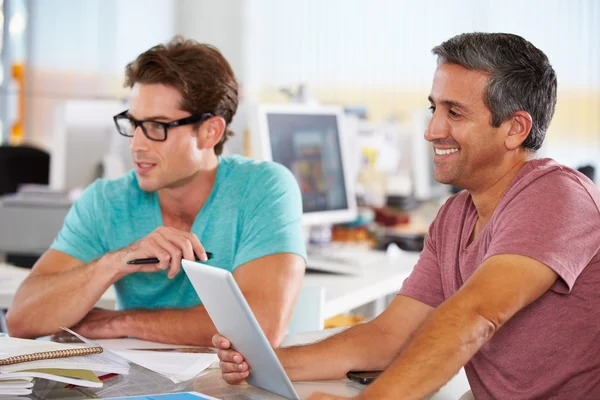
[126,252,213,265]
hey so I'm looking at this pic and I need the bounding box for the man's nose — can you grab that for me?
[424,112,450,142]
[130,126,150,152]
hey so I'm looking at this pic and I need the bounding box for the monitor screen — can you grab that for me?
[266,113,348,213]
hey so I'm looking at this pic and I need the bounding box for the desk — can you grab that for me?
[29,329,363,400]
[31,363,364,399]
[28,329,470,400]
[304,250,418,321]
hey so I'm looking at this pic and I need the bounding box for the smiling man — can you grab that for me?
[7,37,306,346]
[215,33,600,399]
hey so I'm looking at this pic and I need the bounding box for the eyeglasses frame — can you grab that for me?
[113,110,215,142]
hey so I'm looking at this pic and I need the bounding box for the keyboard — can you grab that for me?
[306,246,387,275]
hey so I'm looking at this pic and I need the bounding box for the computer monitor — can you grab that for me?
[50,99,132,192]
[410,109,451,201]
[252,104,357,226]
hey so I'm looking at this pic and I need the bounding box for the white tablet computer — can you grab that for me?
[181,260,300,400]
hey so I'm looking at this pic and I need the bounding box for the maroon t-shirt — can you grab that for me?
[399,158,600,399]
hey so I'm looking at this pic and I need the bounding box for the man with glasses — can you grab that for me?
[7,37,307,346]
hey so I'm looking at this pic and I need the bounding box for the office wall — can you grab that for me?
[25,0,175,148]
[18,0,600,169]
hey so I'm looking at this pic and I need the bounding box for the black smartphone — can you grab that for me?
[346,370,382,385]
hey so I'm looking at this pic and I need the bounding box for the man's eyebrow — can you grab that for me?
[127,112,171,121]
[428,96,471,113]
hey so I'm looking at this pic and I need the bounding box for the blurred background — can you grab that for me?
[1,0,599,163]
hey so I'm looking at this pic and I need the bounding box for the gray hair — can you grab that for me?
[432,33,557,151]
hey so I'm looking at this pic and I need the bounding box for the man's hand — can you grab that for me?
[111,226,208,279]
[213,333,250,384]
[53,308,129,339]
[213,334,359,399]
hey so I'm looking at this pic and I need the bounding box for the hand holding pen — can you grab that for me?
[127,252,213,265]
[117,226,210,279]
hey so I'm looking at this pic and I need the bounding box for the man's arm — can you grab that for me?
[61,253,305,346]
[356,254,558,400]
[6,250,121,338]
[215,294,434,383]
[7,226,209,339]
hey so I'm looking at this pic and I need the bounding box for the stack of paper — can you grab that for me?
[0,337,130,395]
[0,376,34,396]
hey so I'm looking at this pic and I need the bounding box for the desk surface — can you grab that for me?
[28,329,364,400]
[303,250,418,319]
[31,364,364,400]
[26,328,470,400]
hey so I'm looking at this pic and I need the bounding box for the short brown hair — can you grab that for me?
[124,36,238,155]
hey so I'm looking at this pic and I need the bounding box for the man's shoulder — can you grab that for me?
[518,158,589,185]
[510,158,600,204]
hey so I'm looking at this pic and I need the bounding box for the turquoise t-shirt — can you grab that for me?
[51,155,307,310]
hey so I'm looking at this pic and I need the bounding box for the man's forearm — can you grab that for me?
[358,302,493,400]
[280,321,404,382]
[115,307,217,345]
[6,258,118,338]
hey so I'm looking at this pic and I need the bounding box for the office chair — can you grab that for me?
[0,145,51,267]
[577,165,596,183]
[0,144,50,196]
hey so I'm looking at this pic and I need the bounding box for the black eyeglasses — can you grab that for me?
[113,110,214,142]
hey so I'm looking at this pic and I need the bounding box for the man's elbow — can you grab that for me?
[446,300,502,350]
[264,323,288,348]
[5,311,38,339]
[472,313,498,344]
[259,312,292,347]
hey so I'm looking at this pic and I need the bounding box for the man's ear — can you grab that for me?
[197,116,226,150]
[504,111,533,150]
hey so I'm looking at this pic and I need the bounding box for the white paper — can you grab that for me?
[94,338,218,383]
[110,349,217,383]
[0,387,32,395]
[0,377,33,382]
[0,379,34,389]
[0,370,103,388]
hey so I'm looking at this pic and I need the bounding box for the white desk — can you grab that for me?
[304,249,419,320]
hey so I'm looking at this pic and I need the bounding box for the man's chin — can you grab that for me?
[433,172,454,186]
[136,176,161,192]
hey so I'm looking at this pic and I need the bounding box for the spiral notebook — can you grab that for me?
[0,337,103,367]
[0,331,130,395]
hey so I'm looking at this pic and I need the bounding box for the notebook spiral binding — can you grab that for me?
[0,346,103,366]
